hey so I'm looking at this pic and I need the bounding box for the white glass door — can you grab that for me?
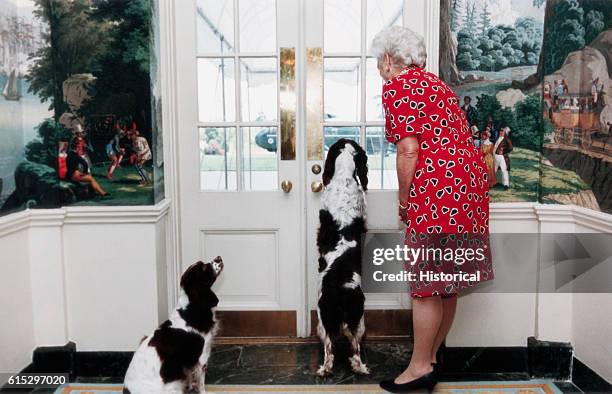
[304,0,438,333]
[174,0,306,333]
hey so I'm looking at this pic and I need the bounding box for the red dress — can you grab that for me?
[382,66,493,297]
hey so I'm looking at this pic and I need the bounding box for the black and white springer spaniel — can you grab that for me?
[123,257,223,394]
[316,138,369,376]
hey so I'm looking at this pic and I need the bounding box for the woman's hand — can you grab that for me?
[398,202,409,223]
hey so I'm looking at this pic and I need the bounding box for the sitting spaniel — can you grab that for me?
[316,138,369,376]
[123,257,223,393]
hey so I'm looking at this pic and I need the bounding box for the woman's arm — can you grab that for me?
[396,135,419,222]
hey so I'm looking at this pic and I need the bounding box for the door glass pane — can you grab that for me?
[366,0,403,47]
[240,57,278,122]
[242,127,278,190]
[324,58,361,122]
[324,126,361,156]
[239,0,277,52]
[197,0,235,54]
[200,127,237,190]
[198,58,236,122]
[366,57,384,120]
[366,127,397,189]
[324,0,361,53]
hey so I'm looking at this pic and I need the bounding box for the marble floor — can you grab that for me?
[203,341,580,392]
[3,340,585,393]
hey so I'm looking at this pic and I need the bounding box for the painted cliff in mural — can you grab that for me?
[540,0,611,212]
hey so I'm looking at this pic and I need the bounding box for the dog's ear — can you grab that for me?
[322,140,343,186]
[353,143,369,192]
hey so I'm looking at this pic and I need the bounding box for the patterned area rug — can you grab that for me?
[54,380,563,394]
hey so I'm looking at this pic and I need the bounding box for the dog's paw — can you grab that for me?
[349,355,370,375]
[316,365,332,377]
[351,363,370,375]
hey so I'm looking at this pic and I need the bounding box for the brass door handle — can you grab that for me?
[311,181,324,193]
[281,180,293,193]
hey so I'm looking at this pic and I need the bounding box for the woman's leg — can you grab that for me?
[431,295,457,363]
[73,173,108,196]
[395,296,442,384]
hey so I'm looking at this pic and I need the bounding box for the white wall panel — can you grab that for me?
[62,223,160,350]
[201,230,280,309]
[0,225,34,373]
[573,293,612,382]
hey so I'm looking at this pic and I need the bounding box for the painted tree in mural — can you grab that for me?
[463,1,477,28]
[87,0,152,133]
[585,10,605,43]
[479,2,491,37]
[25,0,152,159]
[450,0,462,32]
[25,0,108,119]
[543,0,585,75]
[537,0,608,78]
[455,16,542,71]
[25,119,72,168]
[439,0,461,82]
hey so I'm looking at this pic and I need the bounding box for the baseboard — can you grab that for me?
[572,357,612,394]
[216,309,412,338]
[438,338,574,381]
[440,346,528,376]
[309,309,413,337]
[216,310,297,337]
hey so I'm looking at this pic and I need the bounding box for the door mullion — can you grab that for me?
[360,0,367,146]
[234,0,243,190]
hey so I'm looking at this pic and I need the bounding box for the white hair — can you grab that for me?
[370,26,427,68]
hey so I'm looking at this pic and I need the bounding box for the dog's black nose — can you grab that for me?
[214,256,223,263]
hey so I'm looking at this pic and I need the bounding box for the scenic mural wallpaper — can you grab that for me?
[440,0,611,213]
[0,0,162,217]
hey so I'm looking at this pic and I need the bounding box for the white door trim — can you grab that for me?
[158,0,183,313]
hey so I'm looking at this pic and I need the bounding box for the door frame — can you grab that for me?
[158,0,441,336]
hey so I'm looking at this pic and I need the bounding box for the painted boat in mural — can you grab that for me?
[2,69,21,101]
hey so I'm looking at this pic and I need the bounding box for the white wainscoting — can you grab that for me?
[0,201,171,373]
[0,201,611,377]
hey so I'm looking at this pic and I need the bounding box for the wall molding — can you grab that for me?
[1,201,609,239]
[490,202,540,222]
[0,200,171,237]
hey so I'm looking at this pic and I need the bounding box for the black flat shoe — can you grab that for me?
[379,368,438,393]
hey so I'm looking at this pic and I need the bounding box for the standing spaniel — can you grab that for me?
[316,138,369,376]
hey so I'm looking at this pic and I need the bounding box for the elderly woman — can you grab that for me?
[371,26,493,392]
